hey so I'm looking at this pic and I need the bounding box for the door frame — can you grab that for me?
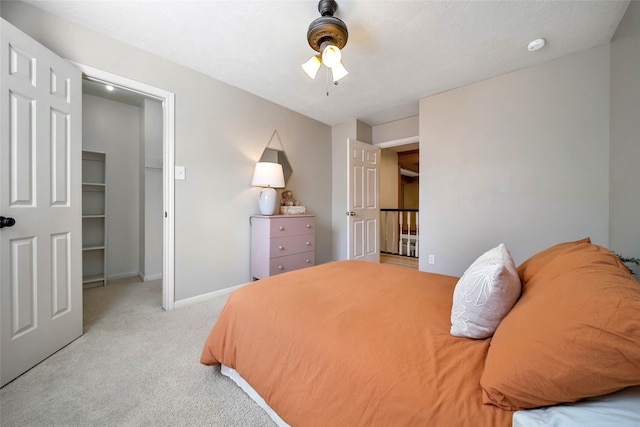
[72,63,176,310]
[374,135,420,260]
[374,136,419,150]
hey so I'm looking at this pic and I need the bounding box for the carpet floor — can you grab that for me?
[0,277,275,426]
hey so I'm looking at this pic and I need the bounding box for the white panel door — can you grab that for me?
[1,19,82,387]
[346,139,380,262]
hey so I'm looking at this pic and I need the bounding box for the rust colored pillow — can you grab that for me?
[516,237,591,284]
[481,243,640,410]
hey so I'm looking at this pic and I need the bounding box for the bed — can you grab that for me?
[201,239,640,426]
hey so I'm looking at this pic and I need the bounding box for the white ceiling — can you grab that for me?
[25,0,630,127]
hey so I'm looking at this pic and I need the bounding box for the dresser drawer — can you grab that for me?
[268,216,315,237]
[251,214,316,280]
[270,235,314,257]
[269,252,315,276]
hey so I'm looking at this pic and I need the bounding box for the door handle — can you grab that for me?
[345,211,356,216]
[0,216,16,228]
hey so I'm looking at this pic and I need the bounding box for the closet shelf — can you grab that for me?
[82,183,106,192]
[82,150,107,287]
[82,274,106,284]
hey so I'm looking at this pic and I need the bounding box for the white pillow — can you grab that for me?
[450,243,521,339]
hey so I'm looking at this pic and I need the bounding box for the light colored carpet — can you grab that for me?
[0,277,276,426]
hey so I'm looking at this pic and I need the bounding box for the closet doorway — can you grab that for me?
[77,64,176,310]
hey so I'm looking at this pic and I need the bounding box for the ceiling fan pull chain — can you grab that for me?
[326,67,330,96]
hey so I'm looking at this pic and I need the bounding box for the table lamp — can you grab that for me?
[251,162,285,215]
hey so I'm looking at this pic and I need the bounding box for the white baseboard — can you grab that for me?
[138,272,163,282]
[173,282,249,308]
[106,272,140,281]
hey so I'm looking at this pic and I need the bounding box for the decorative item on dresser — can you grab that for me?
[280,189,307,215]
[250,214,315,280]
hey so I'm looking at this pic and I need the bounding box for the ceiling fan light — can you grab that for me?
[303,1,350,85]
[330,62,349,83]
[302,55,322,79]
[321,44,342,68]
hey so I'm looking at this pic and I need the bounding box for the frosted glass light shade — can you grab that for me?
[302,55,322,79]
[302,46,348,83]
[330,62,349,82]
[251,162,285,188]
[321,44,342,68]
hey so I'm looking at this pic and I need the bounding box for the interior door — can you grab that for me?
[346,139,380,262]
[1,19,82,387]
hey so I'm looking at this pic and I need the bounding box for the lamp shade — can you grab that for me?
[251,162,285,188]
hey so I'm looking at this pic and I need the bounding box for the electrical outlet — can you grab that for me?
[428,254,436,265]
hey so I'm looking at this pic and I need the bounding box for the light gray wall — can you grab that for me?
[610,1,640,279]
[2,1,332,301]
[419,45,611,276]
[372,115,419,144]
[82,94,140,279]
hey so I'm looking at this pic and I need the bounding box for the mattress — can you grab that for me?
[512,385,640,426]
[221,365,290,427]
[223,364,640,427]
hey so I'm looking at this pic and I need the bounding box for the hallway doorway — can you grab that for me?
[380,142,420,260]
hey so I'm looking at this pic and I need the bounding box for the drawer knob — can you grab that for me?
[278,245,284,250]
[305,224,311,228]
[279,226,284,230]
[278,265,284,270]
[305,259,310,263]
[306,241,311,246]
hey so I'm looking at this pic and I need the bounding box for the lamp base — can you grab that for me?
[258,187,278,215]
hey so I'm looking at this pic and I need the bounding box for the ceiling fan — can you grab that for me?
[301,0,349,84]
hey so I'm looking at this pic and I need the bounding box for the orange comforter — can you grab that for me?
[201,260,513,426]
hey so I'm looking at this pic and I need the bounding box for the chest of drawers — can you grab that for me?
[250,214,316,280]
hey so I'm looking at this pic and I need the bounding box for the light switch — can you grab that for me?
[175,166,186,180]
